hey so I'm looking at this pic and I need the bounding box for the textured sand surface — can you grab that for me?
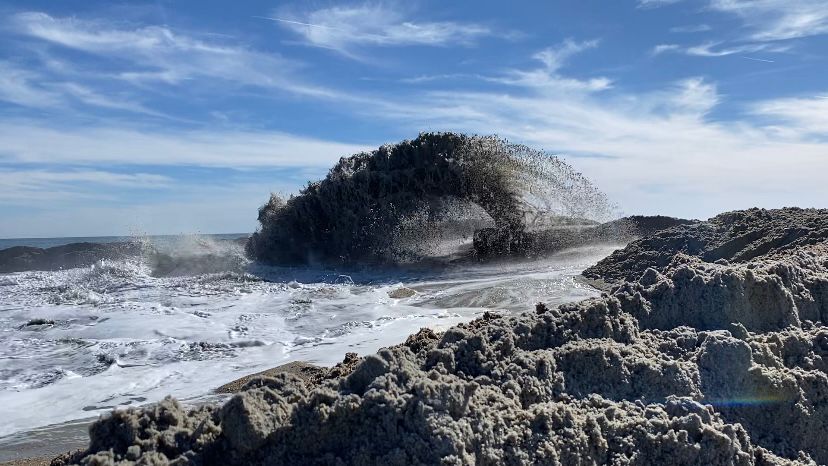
[584,208,828,286]
[0,457,51,466]
[60,208,828,465]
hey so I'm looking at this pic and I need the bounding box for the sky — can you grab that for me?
[0,0,826,237]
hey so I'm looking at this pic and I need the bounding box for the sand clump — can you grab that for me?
[64,208,828,465]
[613,243,828,332]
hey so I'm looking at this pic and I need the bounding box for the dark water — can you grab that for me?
[0,234,249,250]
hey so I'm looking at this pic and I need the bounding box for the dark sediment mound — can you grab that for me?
[247,132,615,265]
[473,214,695,258]
[595,214,700,239]
[0,242,144,274]
[583,208,828,286]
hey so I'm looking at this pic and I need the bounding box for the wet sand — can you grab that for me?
[0,359,348,465]
[0,417,90,466]
[215,360,327,394]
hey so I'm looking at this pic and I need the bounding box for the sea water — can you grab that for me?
[0,237,617,440]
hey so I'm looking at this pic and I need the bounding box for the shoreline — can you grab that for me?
[0,457,52,466]
[66,207,828,465]
[0,357,364,465]
[0,417,91,466]
[9,208,828,464]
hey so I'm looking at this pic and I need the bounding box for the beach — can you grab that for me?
[11,207,822,465]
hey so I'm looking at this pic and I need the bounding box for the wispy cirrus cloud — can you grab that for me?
[670,24,712,33]
[0,60,170,116]
[8,11,335,98]
[751,94,828,137]
[1,3,826,236]
[650,0,828,40]
[651,44,681,55]
[641,0,828,43]
[486,39,611,93]
[0,168,172,203]
[267,3,506,58]
[637,0,683,9]
[0,123,369,169]
[52,82,164,116]
[710,0,828,41]
[652,40,789,57]
[0,61,61,108]
[390,84,827,217]
[354,42,827,217]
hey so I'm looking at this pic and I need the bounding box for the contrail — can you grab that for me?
[741,56,774,63]
[253,16,341,31]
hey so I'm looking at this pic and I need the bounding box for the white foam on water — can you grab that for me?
[0,242,618,438]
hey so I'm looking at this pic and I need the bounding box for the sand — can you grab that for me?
[24,208,828,465]
[0,457,52,466]
[584,207,828,286]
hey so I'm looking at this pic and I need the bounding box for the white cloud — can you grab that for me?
[0,61,61,108]
[670,24,712,33]
[685,41,789,56]
[638,0,683,8]
[533,39,600,72]
[752,94,828,136]
[9,12,334,98]
[710,0,828,41]
[664,77,720,115]
[645,0,828,40]
[0,60,171,117]
[359,65,828,218]
[653,41,789,57]
[52,83,164,116]
[269,3,499,57]
[3,7,827,232]
[399,73,480,84]
[0,123,370,168]
[652,44,681,55]
[397,40,609,92]
[0,169,172,203]
[487,40,611,93]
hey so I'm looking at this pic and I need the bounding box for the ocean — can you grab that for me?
[0,233,249,250]
[0,234,617,445]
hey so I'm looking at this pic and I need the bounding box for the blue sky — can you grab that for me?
[0,0,826,237]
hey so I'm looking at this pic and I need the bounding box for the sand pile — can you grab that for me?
[64,208,828,465]
[473,214,696,259]
[584,208,828,286]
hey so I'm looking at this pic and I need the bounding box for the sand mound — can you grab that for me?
[64,208,828,465]
[584,208,828,286]
[68,299,822,465]
[473,214,695,259]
